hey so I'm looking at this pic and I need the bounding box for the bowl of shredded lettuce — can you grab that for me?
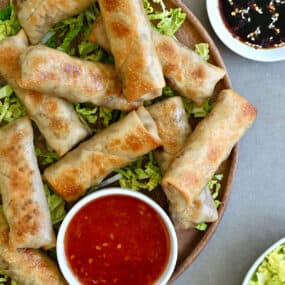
[243,237,285,285]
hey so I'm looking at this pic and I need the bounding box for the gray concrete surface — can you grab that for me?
[173,1,285,285]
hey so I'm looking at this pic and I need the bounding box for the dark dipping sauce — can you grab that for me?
[219,0,285,48]
[64,195,170,285]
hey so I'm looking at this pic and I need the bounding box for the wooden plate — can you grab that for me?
[161,0,238,283]
[0,0,238,283]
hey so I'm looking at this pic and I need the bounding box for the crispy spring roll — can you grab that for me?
[0,117,55,249]
[0,31,90,156]
[13,0,94,44]
[0,211,67,285]
[98,0,165,102]
[89,17,225,104]
[19,45,139,111]
[44,106,162,202]
[162,90,257,214]
[147,97,191,172]
[147,97,218,228]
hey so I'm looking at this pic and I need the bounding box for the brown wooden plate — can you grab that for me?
[161,0,239,283]
[0,0,238,283]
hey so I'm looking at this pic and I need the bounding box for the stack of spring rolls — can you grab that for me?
[0,0,257,282]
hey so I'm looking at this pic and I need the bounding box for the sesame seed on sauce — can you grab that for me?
[219,0,285,48]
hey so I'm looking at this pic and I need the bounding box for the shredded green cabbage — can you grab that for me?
[0,1,20,41]
[195,174,223,231]
[143,0,186,36]
[35,146,59,166]
[74,103,119,132]
[44,184,66,226]
[183,97,215,118]
[115,152,162,192]
[44,3,113,63]
[0,85,26,125]
[0,272,17,285]
[249,244,285,285]
[195,43,210,61]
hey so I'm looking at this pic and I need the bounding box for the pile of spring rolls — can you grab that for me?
[0,0,256,283]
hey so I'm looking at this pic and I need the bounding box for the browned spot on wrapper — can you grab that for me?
[109,21,131,38]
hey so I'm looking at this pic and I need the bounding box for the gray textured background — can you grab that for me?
[174,1,285,285]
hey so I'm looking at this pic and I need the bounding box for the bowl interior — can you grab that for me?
[206,0,285,62]
[56,188,178,285]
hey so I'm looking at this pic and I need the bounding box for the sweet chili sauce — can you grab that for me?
[219,0,285,48]
[64,195,170,285]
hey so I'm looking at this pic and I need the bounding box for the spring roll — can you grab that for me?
[0,117,55,249]
[97,0,165,102]
[44,106,161,202]
[89,17,225,104]
[162,90,257,214]
[0,211,67,285]
[147,97,218,228]
[0,31,90,156]
[19,45,139,111]
[13,0,94,44]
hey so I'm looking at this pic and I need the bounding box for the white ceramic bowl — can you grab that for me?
[57,188,178,285]
[206,0,285,62]
[242,237,285,285]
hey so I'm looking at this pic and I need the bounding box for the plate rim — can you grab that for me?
[166,0,239,282]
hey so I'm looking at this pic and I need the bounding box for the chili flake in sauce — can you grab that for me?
[219,0,285,48]
[64,195,170,285]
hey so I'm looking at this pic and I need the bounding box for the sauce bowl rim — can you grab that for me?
[56,187,178,285]
[206,0,285,62]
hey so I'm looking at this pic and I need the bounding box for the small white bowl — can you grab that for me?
[206,0,285,62]
[242,237,285,285]
[57,188,178,285]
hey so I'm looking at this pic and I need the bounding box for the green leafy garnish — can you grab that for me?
[0,1,20,41]
[44,2,112,63]
[35,146,59,166]
[183,97,215,119]
[195,43,210,61]
[195,174,223,231]
[0,85,26,125]
[74,103,98,124]
[44,184,66,225]
[115,152,162,192]
[144,0,186,36]
[208,174,223,208]
[249,243,285,285]
[0,271,17,285]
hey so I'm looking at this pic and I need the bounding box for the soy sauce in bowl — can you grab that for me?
[219,0,285,49]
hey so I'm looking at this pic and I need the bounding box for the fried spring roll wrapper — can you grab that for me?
[89,17,225,104]
[19,45,139,111]
[162,90,257,209]
[0,117,55,249]
[0,211,67,285]
[147,97,218,228]
[13,0,94,44]
[0,31,90,156]
[98,0,165,102]
[44,107,161,202]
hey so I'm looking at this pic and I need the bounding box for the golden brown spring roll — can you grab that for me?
[0,211,67,285]
[162,90,257,214]
[0,117,55,249]
[147,97,218,228]
[89,17,225,104]
[0,31,90,156]
[19,45,139,111]
[97,0,165,102]
[44,106,162,202]
[13,0,94,44]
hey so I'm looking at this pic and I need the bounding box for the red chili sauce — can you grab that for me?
[65,195,170,285]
